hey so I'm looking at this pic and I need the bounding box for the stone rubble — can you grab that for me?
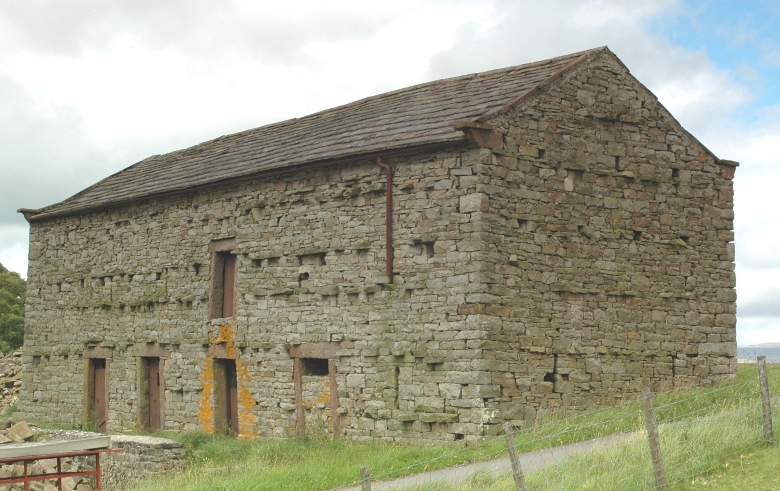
[0,351,22,415]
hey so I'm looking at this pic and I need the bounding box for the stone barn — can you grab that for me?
[17,47,737,442]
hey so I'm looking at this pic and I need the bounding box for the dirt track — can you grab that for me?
[337,432,637,490]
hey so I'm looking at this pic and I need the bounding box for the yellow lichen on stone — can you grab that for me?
[199,319,257,437]
[236,358,257,437]
[198,356,215,433]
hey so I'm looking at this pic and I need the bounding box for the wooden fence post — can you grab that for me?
[360,466,371,491]
[642,386,668,491]
[758,356,774,445]
[503,422,528,491]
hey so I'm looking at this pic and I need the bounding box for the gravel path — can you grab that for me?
[337,432,637,490]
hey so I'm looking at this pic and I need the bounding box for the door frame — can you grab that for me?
[139,357,165,431]
[134,343,170,432]
[289,342,341,436]
[213,358,239,435]
[84,346,113,432]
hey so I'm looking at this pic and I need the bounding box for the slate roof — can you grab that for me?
[23,47,608,221]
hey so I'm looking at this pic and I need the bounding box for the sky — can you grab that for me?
[0,0,778,346]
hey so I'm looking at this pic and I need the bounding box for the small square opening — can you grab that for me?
[517,219,528,232]
[302,358,329,376]
[423,242,435,258]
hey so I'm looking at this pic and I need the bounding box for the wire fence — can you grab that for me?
[336,359,776,491]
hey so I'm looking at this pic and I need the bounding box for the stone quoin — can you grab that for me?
[17,47,737,442]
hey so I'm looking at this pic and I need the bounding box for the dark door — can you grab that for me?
[92,359,107,432]
[228,362,238,435]
[146,358,162,430]
[214,359,239,435]
[222,254,236,318]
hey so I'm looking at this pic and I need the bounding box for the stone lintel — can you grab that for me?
[84,346,114,359]
[289,342,342,359]
[132,343,171,359]
[208,237,237,252]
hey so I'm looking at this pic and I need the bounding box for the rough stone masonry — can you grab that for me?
[16,47,737,443]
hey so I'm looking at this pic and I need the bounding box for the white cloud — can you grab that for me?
[0,225,28,278]
[736,317,780,346]
[705,114,780,272]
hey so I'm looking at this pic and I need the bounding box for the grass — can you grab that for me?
[0,403,16,418]
[400,403,779,491]
[675,445,780,490]
[122,364,778,491]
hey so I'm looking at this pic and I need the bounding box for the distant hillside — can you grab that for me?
[746,342,780,348]
[0,262,25,353]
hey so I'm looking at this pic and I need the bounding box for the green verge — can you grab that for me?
[400,393,778,490]
[127,364,778,491]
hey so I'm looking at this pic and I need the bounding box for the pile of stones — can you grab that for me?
[0,351,22,414]
[0,420,34,444]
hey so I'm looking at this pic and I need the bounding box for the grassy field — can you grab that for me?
[403,399,776,490]
[122,364,778,491]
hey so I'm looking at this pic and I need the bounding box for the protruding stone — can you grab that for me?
[6,421,34,443]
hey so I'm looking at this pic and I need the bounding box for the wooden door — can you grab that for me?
[92,359,107,432]
[214,359,239,435]
[227,361,238,435]
[147,358,162,430]
[222,254,236,318]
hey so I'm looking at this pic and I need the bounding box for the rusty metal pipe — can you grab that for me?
[376,157,393,279]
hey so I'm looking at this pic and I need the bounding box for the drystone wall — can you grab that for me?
[101,435,186,490]
[19,146,500,443]
[18,52,736,443]
[0,430,184,491]
[474,53,737,424]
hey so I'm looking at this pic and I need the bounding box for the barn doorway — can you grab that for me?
[87,358,108,432]
[289,343,341,437]
[139,357,163,431]
[213,358,239,435]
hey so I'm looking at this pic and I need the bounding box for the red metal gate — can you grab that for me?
[0,437,120,491]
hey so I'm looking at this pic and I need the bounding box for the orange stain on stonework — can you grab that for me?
[236,358,257,436]
[198,357,215,433]
[198,319,257,437]
[311,380,331,407]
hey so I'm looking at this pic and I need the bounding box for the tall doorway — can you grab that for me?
[213,359,238,435]
[289,343,341,437]
[140,357,163,431]
[87,358,108,432]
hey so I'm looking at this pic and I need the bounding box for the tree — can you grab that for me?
[0,262,25,353]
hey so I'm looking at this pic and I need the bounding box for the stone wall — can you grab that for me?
[471,53,737,430]
[0,431,184,491]
[19,147,494,442]
[17,51,736,442]
[101,435,186,490]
